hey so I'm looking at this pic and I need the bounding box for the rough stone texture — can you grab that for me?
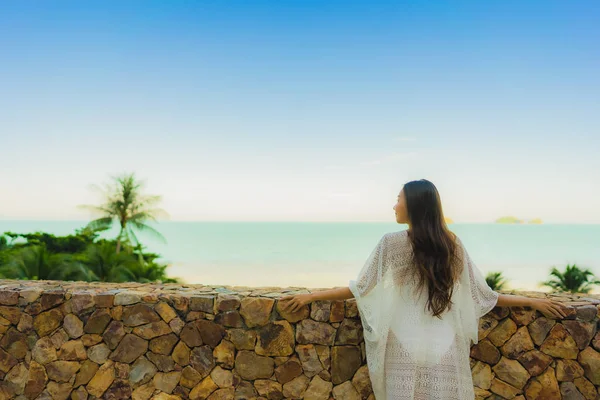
[352,365,372,398]
[102,320,126,350]
[335,318,363,345]
[122,304,161,326]
[574,377,597,400]
[130,356,157,385]
[255,378,283,399]
[472,361,493,390]
[227,328,256,350]
[283,374,310,399]
[133,320,172,339]
[492,357,531,389]
[578,346,600,385]
[104,379,132,399]
[490,378,522,398]
[32,337,57,365]
[256,320,295,357]
[528,317,556,346]
[332,380,361,400]
[540,324,580,359]
[86,360,115,397]
[517,349,553,377]
[501,326,535,359]
[58,339,87,360]
[148,351,176,372]
[84,308,111,334]
[190,346,216,378]
[172,341,191,366]
[0,281,599,399]
[560,381,586,400]
[150,333,179,355]
[155,302,177,323]
[46,360,81,382]
[63,314,84,338]
[34,308,63,337]
[470,339,501,365]
[557,359,585,382]
[275,357,303,384]
[213,339,235,369]
[524,367,561,399]
[74,360,99,387]
[109,334,147,363]
[153,371,181,393]
[296,319,336,346]
[479,315,499,340]
[235,350,274,381]
[25,361,48,399]
[563,320,597,350]
[239,297,274,327]
[331,346,361,384]
[190,376,218,399]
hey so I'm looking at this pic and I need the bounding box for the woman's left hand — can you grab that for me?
[279,293,314,313]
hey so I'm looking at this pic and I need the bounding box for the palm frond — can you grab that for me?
[542,264,599,293]
[85,217,114,232]
[129,221,167,243]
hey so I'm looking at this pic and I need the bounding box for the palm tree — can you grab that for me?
[80,242,138,282]
[485,272,508,291]
[0,245,91,281]
[81,173,167,253]
[542,264,600,294]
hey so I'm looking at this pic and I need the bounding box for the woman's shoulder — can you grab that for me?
[380,230,411,250]
[382,229,409,242]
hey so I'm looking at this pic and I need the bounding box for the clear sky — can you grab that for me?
[1,1,599,223]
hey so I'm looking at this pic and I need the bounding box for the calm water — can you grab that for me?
[1,221,599,291]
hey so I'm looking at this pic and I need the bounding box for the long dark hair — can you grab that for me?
[404,179,458,317]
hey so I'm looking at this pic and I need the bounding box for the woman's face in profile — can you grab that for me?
[393,189,409,224]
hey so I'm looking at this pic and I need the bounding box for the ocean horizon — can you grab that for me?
[1,220,599,293]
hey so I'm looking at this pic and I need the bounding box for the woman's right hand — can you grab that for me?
[529,298,570,319]
[279,293,314,313]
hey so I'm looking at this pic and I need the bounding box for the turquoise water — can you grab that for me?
[1,221,599,291]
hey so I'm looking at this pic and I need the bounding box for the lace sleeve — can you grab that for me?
[460,242,499,318]
[349,234,387,298]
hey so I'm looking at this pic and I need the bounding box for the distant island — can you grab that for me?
[495,216,524,224]
[495,216,543,224]
[445,217,454,224]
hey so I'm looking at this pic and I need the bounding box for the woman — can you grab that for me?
[280,179,567,400]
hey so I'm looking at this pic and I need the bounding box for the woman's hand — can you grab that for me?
[529,298,570,319]
[279,293,314,313]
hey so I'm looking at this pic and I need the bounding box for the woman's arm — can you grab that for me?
[497,293,569,319]
[279,287,353,313]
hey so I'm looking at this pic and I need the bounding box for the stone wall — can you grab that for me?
[0,281,598,400]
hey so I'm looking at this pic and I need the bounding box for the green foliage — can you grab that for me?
[0,245,92,281]
[79,242,138,282]
[542,264,600,294]
[0,173,176,284]
[0,230,176,284]
[485,272,508,291]
[81,173,167,253]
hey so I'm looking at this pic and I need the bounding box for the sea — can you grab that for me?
[1,221,599,292]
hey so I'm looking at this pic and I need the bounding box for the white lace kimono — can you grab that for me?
[349,231,498,400]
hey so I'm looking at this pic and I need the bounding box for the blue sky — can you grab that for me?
[1,1,599,222]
